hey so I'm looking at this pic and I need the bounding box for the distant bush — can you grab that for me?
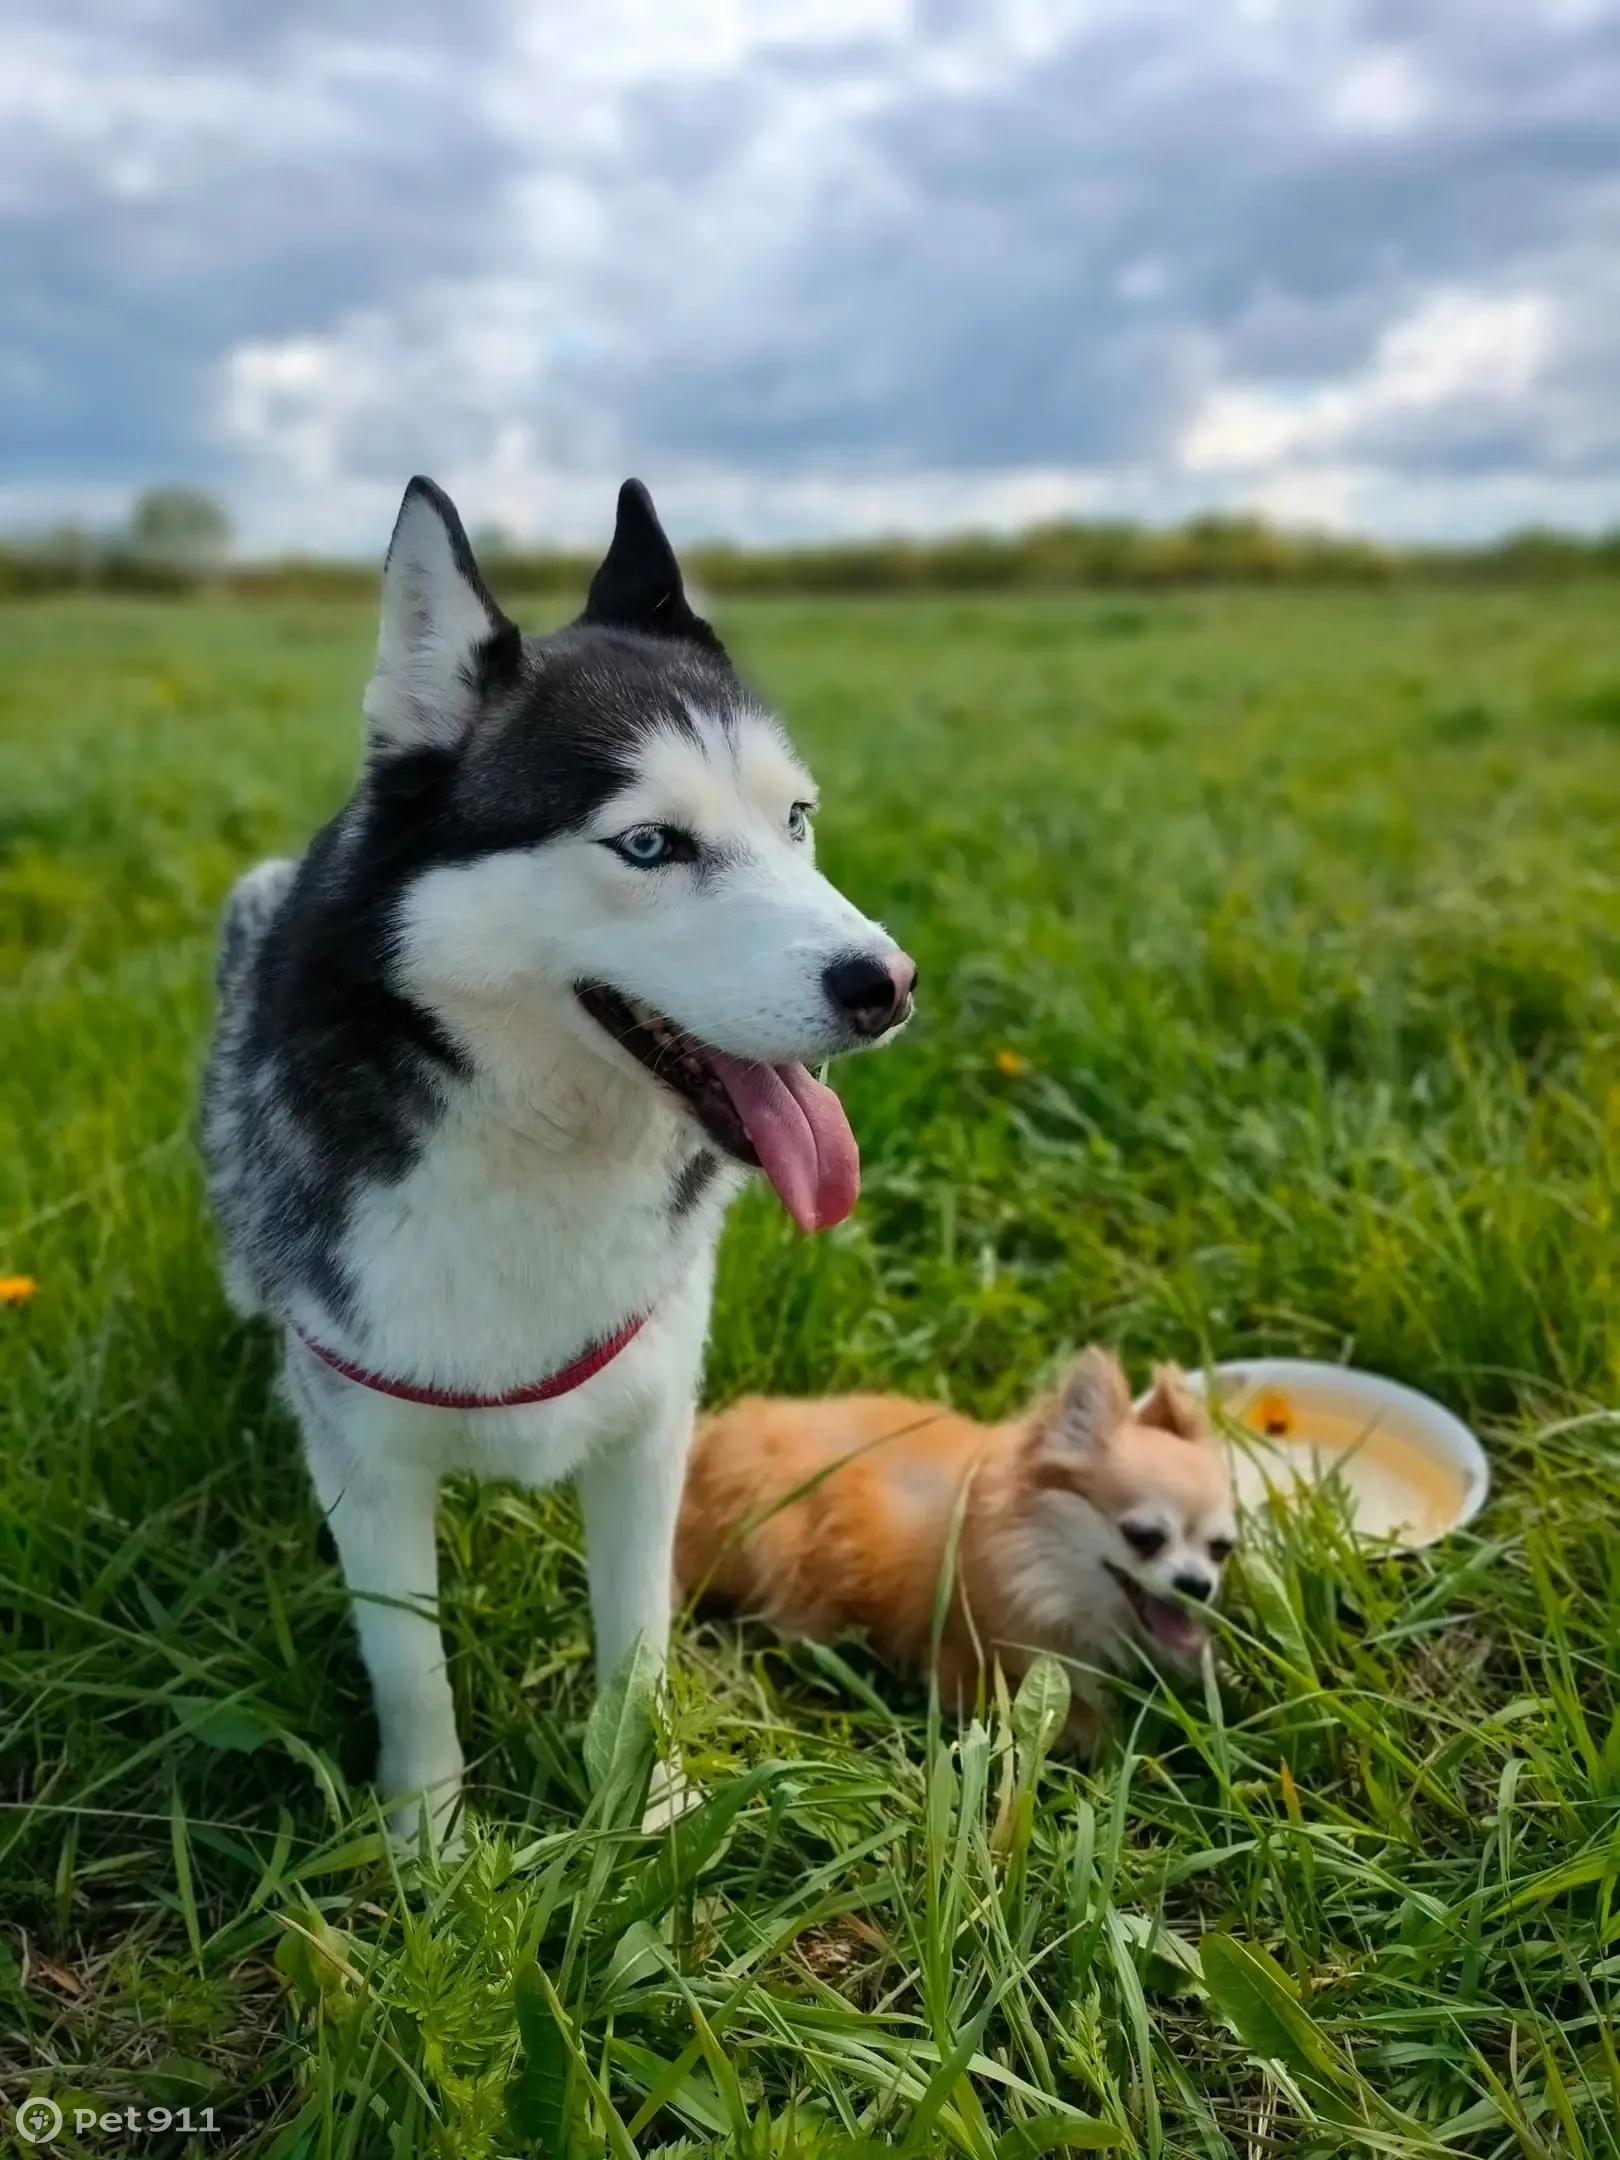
[2,501,1618,601]
[127,486,233,575]
[673,514,1403,595]
[0,485,233,598]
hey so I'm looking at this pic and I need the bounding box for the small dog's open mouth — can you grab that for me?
[575,982,860,1233]
[1105,1563,1208,1657]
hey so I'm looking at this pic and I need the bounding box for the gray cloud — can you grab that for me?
[2,0,1617,545]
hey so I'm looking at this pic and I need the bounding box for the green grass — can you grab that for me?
[3,586,1620,2157]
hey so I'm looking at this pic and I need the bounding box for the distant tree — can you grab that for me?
[471,521,521,563]
[126,486,234,573]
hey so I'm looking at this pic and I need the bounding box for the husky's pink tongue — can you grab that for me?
[708,1055,860,1232]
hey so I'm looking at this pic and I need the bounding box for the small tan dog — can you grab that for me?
[677,1346,1236,1740]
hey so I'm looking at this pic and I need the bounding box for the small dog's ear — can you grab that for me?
[1039,1346,1132,1466]
[1136,1364,1208,1441]
[579,479,724,655]
[363,477,520,759]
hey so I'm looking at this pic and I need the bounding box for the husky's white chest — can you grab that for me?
[322,1080,739,1395]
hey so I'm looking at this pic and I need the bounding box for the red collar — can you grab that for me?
[292,1309,650,1410]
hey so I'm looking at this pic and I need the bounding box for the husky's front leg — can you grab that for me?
[292,1361,465,1841]
[576,1392,695,1682]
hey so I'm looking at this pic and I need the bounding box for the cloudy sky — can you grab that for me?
[4,0,1619,551]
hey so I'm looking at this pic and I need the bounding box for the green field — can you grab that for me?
[4,587,1619,2157]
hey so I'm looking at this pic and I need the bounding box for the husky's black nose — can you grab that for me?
[1174,1569,1215,1603]
[824,951,917,1037]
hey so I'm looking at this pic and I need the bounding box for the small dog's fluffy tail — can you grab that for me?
[216,857,297,996]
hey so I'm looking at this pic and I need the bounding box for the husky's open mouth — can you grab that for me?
[575,982,860,1233]
[1105,1563,1208,1658]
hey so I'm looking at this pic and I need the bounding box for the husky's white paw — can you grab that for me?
[387,1791,468,1860]
[381,1751,467,1857]
[641,1755,704,1834]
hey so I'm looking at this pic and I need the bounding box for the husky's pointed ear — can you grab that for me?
[1136,1364,1209,1442]
[579,478,724,655]
[363,477,521,758]
[1033,1346,1132,1472]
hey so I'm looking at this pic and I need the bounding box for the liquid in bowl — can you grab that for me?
[1228,1388,1471,1546]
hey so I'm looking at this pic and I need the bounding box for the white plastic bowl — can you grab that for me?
[1163,1358,1490,1548]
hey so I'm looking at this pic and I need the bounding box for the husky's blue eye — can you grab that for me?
[610,825,692,867]
[788,802,812,841]
[620,827,669,864]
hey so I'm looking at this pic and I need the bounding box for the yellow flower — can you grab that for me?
[1250,1389,1294,1439]
[994,1047,1027,1077]
[0,1275,38,1305]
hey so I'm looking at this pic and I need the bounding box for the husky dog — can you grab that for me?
[202,476,915,1835]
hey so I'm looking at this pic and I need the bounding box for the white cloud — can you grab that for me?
[1180,288,1557,477]
[4,0,1620,546]
[1325,45,1432,137]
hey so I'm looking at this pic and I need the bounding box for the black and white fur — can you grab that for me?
[202,477,913,1836]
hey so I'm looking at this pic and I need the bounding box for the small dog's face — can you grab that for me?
[1024,1348,1237,1666]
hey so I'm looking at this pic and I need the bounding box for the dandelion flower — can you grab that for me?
[994,1048,1027,1077]
[1250,1389,1294,1439]
[0,1275,38,1306]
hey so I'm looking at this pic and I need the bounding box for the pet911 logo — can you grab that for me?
[14,2097,63,2144]
[13,2095,222,2142]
